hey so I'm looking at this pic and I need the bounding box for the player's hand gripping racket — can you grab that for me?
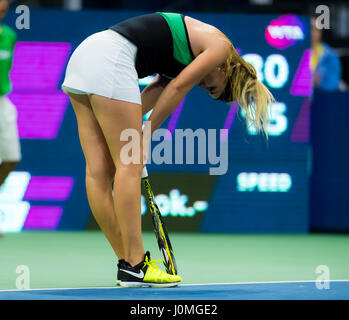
[142,166,178,275]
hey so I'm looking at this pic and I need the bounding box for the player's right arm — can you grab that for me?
[141,74,171,116]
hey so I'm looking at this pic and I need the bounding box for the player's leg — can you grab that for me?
[0,96,21,236]
[0,161,18,235]
[0,161,18,187]
[89,94,181,287]
[68,92,125,259]
[88,94,145,267]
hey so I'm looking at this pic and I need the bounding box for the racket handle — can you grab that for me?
[142,166,148,179]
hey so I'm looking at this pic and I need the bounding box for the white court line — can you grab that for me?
[0,279,349,293]
[0,286,121,293]
[180,279,349,286]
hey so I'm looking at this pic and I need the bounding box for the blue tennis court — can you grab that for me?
[1,232,349,301]
[1,281,348,300]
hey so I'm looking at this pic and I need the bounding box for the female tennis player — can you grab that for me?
[62,12,273,287]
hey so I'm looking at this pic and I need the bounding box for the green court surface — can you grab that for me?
[1,231,349,290]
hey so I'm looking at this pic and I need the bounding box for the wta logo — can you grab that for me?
[265,14,305,50]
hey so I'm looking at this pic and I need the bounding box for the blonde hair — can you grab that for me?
[218,45,275,138]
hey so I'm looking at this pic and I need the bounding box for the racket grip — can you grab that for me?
[142,166,148,179]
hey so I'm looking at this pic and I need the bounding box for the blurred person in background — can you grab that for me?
[311,16,342,91]
[0,0,21,235]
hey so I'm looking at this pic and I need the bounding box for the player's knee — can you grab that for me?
[86,162,116,184]
[116,162,143,179]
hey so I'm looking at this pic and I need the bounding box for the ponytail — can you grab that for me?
[218,45,275,137]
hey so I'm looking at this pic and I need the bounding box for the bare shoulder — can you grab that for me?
[184,16,231,56]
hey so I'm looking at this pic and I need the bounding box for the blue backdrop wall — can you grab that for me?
[0,9,313,233]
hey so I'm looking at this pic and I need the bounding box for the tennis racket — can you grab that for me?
[141,166,178,275]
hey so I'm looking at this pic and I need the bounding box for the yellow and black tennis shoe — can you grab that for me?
[118,251,181,287]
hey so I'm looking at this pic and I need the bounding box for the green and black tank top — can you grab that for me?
[109,12,195,79]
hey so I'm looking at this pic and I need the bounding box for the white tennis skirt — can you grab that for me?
[61,29,141,105]
[0,95,21,163]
